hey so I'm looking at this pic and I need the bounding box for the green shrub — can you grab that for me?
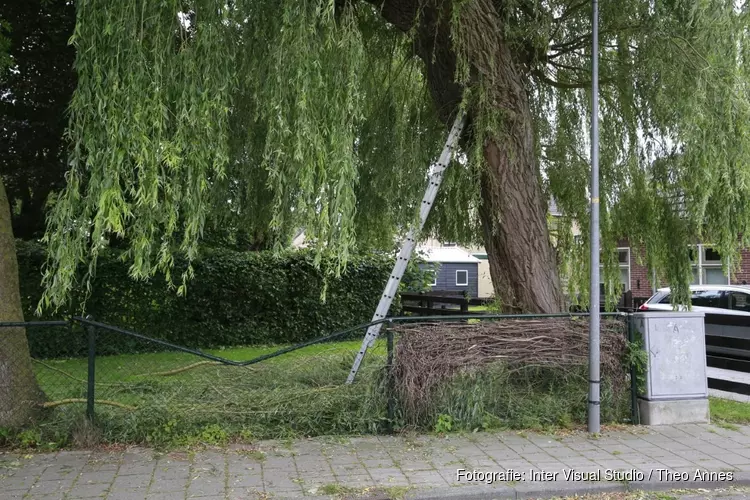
[16,240,430,358]
[417,363,630,433]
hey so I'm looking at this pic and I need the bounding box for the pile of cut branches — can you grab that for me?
[391,318,629,423]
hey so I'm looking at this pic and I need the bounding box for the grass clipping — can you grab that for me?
[392,318,629,426]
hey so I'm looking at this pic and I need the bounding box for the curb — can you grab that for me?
[405,475,750,500]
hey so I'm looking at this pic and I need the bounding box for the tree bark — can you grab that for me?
[368,0,565,312]
[469,4,565,313]
[480,138,565,313]
[0,176,45,427]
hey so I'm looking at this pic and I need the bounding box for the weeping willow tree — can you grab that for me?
[30,0,750,318]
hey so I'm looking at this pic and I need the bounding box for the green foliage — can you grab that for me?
[433,414,454,434]
[626,333,648,396]
[17,429,40,449]
[39,0,448,312]
[36,0,750,312]
[20,343,391,447]
[537,1,750,307]
[17,240,430,358]
[421,363,630,433]
[0,17,11,76]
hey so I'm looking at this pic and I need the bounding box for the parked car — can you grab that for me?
[639,285,750,359]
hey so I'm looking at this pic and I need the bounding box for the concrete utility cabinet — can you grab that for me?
[632,312,710,425]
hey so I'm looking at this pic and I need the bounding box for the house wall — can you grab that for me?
[628,246,654,298]
[464,247,493,298]
[476,258,493,298]
[423,263,479,298]
[731,249,750,286]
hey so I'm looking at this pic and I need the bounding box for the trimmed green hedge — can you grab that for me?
[16,241,429,358]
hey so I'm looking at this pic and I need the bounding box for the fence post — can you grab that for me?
[627,314,639,425]
[386,328,395,434]
[86,319,96,422]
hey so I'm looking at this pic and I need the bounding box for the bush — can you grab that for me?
[16,240,430,358]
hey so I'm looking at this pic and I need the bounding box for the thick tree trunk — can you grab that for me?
[480,138,565,313]
[0,176,45,427]
[473,20,565,313]
[370,0,565,313]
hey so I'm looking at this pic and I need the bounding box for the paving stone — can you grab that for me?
[264,477,303,490]
[334,474,376,487]
[28,479,75,495]
[227,488,265,500]
[105,488,150,500]
[68,481,111,498]
[332,463,364,475]
[145,492,186,500]
[77,470,118,484]
[148,477,187,493]
[6,424,750,500]
[39,465,82,482]
[81,462,120,474]
[228,474,264,488]
[187,480,225,497]
[111,473,152,490]
[118,463,157,476]
[368,468,408,480]
[399,461,435,472]
[2,473,39,490]
[405,471,449,486]
[0,491,28,500]
[361,458,396,469]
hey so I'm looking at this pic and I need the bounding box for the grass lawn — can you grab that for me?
[35,338,384,387]
[468,305,492,312]
[27,338,390,446]
[17,322,632,448]
[710,397,750,426]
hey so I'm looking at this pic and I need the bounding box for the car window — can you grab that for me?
[730,292,750,313]
[691,290,729,309]
[657,293,671,304]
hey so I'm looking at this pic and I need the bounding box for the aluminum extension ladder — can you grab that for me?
[346,110,467,384]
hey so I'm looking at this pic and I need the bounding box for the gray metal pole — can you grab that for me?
[588,0,601,434]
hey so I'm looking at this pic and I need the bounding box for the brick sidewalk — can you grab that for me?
[2,423,750,499]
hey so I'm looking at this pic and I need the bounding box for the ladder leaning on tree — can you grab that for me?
[346,110,468,384]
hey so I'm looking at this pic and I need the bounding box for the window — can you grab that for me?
[456,270,468,286]
[442,242,457,247]
[659,290,728,308]
[690,289,729,309]
[430,270,437,286]
[658,293,671,304]
[730,292,750,313]
[690,245,730,285]
[600,248,631,293]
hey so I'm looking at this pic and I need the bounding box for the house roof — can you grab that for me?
[417,246,481,263]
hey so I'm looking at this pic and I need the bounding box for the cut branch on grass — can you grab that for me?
[40,398,137,410]
[392,318,629,425]
[133,361,224,377]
